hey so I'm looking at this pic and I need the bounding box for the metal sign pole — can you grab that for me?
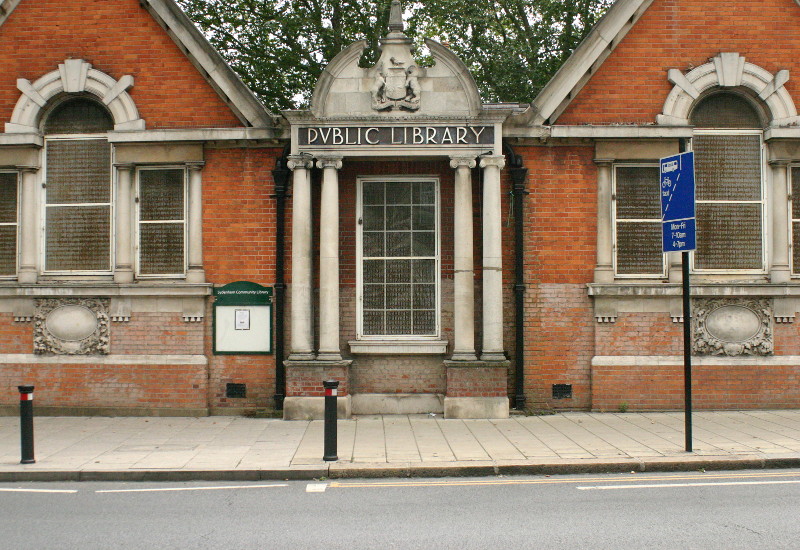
[661,143,694,453]
[678,140,692,453]
[682,251,692,452]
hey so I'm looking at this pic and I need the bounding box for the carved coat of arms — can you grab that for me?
[371,57,421,111]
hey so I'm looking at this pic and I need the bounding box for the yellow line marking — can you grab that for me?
[328,471,800,489]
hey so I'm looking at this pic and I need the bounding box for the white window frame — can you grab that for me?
[41,134,114,275]
[612,163,666,278]
[690,129,767,275]
[355,175,441,340]
[135,166,188,278]
[0,170,19,279]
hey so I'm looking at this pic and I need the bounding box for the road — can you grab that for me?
[2,470,799,549]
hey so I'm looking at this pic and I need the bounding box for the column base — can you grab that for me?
[316,351,344,362]
[479,351,507,362]
[114,268,134,284]
[594,265,614,283]
[444,397,509,419]
[17,268,37,284]
[286,352,317,362]
[771,266,791,284]
[449,351,478,362]
[186,268,206,284]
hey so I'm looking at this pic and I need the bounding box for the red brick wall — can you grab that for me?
[0,361,207,410]
[593,361,800,411]
[0,0,242,129]
[203,147,283,410]
[352,356,447,394]
[286,365,350,397]
[111,313,204,355]
[558,0,800,125]
[596,313,683,356]
[0,314,32,354]
[518,146,597,409]
[446,366,507,398]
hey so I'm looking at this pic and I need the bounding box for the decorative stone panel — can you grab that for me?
[692,298,772,357]
[34,298,110,355]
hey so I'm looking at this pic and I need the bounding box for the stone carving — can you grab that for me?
[34,298,110,355]
[371,62,421,111]
[692,298,772,356]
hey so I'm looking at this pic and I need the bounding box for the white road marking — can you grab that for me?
[96,484,287,494]
[306,483,328,493]
[578,480,800,491]
[0,488,78,493]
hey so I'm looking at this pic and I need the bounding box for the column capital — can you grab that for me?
[593,158,614,167]
[186,161,206,172]
[18,165,39,174]
[287,154,314,171]
[316,156,343,170]
[768,158,791,167]
[113,163,136,172]
[450,156,476,170]
[479,155,505,170]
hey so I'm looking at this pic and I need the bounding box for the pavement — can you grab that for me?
[1,410,800,481]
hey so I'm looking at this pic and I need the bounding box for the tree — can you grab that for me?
[177,0,612,112]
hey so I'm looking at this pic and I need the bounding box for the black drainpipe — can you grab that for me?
[272,147,291,410]
[505,142,528,411]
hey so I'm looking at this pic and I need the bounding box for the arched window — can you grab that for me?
[43,97,114,272]
[690,92,765,272]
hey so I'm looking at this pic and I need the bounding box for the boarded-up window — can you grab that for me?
[43,98,113,273]
[791,167,800,275]
[138,168,186,276]
[0,172,18,276]
[44,139,111,271]
[360,179,438,337]
[614,166,664,276]
[690,93,764,272]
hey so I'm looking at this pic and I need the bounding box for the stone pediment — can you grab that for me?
[310,7,481,120]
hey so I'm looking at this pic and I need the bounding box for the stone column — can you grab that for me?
[479,155,506,361]
[316,156,343,361]
[113,163,135,283]
[450,156,477,361]
[594,159,614,283]
[287,155,315,361]
[770,159,791,283]
[17,167,39,283]
[186,162,206,283]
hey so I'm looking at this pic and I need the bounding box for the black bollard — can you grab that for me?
[322,380,339,462]
[18,385,35,464]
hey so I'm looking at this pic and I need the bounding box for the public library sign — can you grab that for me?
[299,125,494,147]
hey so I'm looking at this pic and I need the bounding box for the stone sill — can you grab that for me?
[592,355,800,367]
[0,281,212,298]
[588,282,800,298]
[348,339,448,355]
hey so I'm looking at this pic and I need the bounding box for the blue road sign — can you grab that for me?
[660,152,696,252]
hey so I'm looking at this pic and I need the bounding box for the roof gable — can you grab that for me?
[0,0,275,129]
[512,0,655,127]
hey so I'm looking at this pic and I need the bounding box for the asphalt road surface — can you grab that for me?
[2,469,799,549]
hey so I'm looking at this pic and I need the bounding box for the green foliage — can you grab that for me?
[177,0,612,112]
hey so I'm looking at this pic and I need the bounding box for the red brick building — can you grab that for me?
[1,0,800,418]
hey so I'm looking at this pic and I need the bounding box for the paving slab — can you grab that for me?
[0,411,799,481]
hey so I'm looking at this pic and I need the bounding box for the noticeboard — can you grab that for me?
[213,281,273,355]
